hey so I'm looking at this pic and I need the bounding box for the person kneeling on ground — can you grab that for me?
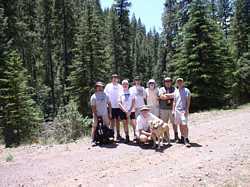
[136,105,162,144]
[90,82,112,146]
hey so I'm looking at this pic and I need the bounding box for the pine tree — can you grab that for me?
[173,0,228,110]
[0,51,42,147]
[54,0,77,107]
[156,0,178,82]
[232,0,250,103]
[38,0,56,118]
[113,0,132,79]
[16,0,41,100]
[69,0,108,115]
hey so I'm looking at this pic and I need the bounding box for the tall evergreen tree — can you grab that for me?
[173,0,228,110]
[70,0,108,115]
[232,0,250,103]
[156,0,178,82]
[38,0,56,118]
[54,0,77,107]
[113,0,132,79]
[0,51,42,147]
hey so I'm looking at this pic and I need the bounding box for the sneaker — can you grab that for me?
[184,138,191,147]
[125,135,130,143]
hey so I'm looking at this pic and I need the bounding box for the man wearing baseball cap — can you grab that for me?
[159,77,178,142]
[104,74,123,141]
[173,78,191,147]
[90,81,112,146]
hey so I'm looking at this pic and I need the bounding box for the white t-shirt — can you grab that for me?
[129,85,146,109]
[118,90,134,112]
[136,113,160,136]
[104,83,123,108]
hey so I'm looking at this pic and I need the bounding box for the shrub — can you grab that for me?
[40,100,92,144]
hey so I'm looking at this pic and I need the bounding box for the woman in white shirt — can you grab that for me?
[146,79,160,117]
[118,80,136,143]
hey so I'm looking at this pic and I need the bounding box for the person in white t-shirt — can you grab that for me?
[129,76,147,117]
[104,74,123,140]
[118,79,136,143]
[146,79,159,117]
[136,105,162,143]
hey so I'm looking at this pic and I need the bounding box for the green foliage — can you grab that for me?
[40,100,92,144]
[69,0,108,115]
[173,0,229,110]
[231,0,250,103]
[0,51,42,147]
[0,0,249,147]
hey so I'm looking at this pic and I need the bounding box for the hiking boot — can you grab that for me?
[125,135,130,143]
[178,136,185,144]
[184,138,191,148]
[116,134,122,141]
[91,140,96,147]
[174,132,179,143]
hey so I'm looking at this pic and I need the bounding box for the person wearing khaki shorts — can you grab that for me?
[173,78,191,147]
[90,82,112,146]
[159,77,178,141]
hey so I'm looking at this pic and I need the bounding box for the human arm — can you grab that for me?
[107,99,112,119]
[185,93,191,116]
[140,129,151,136]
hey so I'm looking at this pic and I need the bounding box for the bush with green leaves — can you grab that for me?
[40,100,92,144]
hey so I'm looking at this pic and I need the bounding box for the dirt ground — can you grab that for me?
[1,105,250,187]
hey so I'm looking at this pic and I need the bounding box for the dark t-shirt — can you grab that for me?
[159,86,175,110]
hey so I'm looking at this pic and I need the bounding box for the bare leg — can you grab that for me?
[131,119,136,137]
[116,119,120,137]
[91,126,97,141]
[181,124,189,138]
[123,120,129,136]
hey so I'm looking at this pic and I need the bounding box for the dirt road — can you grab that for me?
[1,105,250,187]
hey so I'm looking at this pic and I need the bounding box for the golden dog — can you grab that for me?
[149,120,170,149]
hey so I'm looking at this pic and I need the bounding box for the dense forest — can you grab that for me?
[0,0,249,147]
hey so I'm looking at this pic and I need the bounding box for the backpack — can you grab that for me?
[94,116,114,144]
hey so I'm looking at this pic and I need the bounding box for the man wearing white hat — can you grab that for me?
[136,105,162,143]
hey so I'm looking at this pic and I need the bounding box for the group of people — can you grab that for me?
[90,74,191,147]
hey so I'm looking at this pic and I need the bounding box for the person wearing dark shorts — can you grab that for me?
[104,74,123,140]
[111,108,121,120]
[118,79,137,143]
